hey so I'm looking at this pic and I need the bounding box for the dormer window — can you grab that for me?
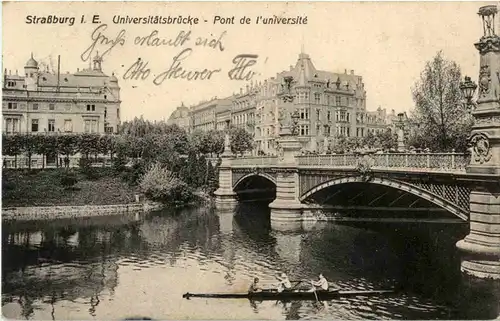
[42,77,47,81]
[64,78,68,82]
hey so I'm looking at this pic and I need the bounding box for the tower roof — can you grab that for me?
[25,53,38,68]
[294,52,317,80]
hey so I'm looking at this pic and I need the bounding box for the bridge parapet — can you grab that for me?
[295,153,470,173]
[232,156,279,167]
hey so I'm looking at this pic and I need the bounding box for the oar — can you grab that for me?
[311,280,319,302]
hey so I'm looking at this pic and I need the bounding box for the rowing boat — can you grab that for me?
[182,288,396,301]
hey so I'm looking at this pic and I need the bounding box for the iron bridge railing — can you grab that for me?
[296,153,470,172]
[230,153,470,172]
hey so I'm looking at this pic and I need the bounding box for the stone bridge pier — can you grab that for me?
[456,5,500,280]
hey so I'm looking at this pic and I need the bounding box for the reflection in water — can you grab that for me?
[2,204,499,320]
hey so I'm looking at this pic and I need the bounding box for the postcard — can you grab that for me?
[2,1,500,320]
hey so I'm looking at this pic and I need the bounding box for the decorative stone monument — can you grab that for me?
[456,5,500,280]
[214,126,238,210]
[268,76,304,231]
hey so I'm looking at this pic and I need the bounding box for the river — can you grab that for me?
[2,202,500,320]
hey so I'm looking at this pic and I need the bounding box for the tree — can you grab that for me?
[77,134,98,159]
[376,129,397,151]
[411,51,470,152]
[57,135,78,167]
[230,127,253,155]
[3,134,23,168]
[362,131,377,148]
[21,134,37,170]
[34,135,57,169]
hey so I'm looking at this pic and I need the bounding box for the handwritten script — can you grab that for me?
[81,24,259,84]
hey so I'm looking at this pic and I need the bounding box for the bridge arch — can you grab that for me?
[233,172,276,190]
[300,176,468,221]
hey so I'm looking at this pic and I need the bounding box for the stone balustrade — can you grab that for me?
[231,156,278,166]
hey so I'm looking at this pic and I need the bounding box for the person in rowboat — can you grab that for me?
[277,273,292,293]
[310,273,329,292]
[248,277,262,293]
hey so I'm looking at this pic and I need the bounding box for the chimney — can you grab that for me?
[350,70,354,75]
[77,68,80,72]
[9,70,11,75]
[16,70,18,75]
[290,65,293,71]
[57,55,61,92]
[344,69,347,74]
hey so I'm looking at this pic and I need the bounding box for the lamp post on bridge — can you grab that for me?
[213,119,238,210]
[268,76,305,231]
[455,4,500,280]
[395,112,407,152]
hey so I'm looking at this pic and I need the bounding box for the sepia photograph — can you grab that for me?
[2,1,500,320]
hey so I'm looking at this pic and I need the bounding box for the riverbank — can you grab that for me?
[1,202,164,222]
[2,168,140,208]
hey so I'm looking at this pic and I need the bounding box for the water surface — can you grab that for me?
[2,203,499,320]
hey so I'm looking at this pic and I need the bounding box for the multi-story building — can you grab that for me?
[359,106,392,136]
[168,51,392,154]
[267,52,367,153]
[2,53,121,136]
[166,102,191,132]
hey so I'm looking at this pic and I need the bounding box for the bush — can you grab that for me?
[139,163,193,205]
[60,170,78,189]
[112,152,127,174]
[124,160,146,186]
[79,157,99,180]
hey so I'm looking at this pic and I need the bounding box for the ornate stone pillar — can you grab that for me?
[214,132,238,210]
[269,76,304,231]
[456,5,500,280]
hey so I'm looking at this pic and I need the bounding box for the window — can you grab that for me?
[86,104,96,111]
[336,96,341,106]
[48,119,55,132]
[327,111,331,122]
[4,118,19,134]
[84,119,98,133]
[300,108,309,120]
[314,93,321,104]
[31,119,39,132]
[299,125,310,136]
[7,81,15,87]
[49,103,55,111]
[64,120,73,132]
[347,113,350,122]
[316,124,321,135]
[105,126,114,134]
[316,109,320,120]
[32,103,39,110]
[7,102,17,110]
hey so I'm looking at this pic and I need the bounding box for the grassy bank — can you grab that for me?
[2,168,139,208]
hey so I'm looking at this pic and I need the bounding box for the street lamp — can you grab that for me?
[396,112,406,152]
[460,76,478,112]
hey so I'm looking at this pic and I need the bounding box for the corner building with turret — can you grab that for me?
[2,53,121,136]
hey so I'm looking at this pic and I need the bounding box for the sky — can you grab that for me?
[2,1,497,121]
